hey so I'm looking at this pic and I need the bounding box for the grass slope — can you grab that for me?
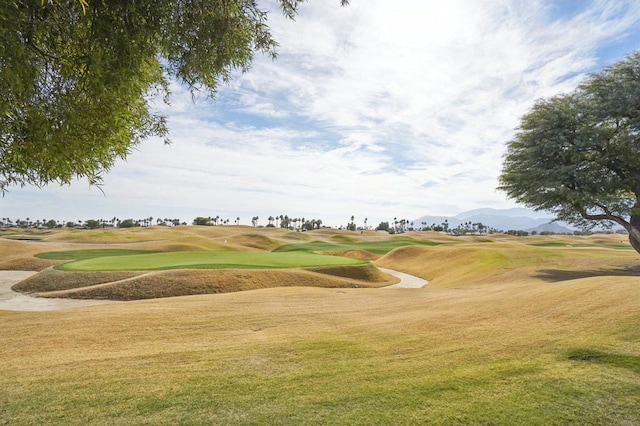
[33,265,395,300]
[1,228,639,423]
[375,241,638,288]
[0,277,638,424]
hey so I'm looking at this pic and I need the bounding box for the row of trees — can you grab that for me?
[1,215,611,237]
[374,219,496,235]
[192,215,324,230]
[193,216,240,226]
[1,217,185,229]
[265,215,324,231]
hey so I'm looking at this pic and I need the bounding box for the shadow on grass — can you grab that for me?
[535,265,640,282]
[567,349,640,374]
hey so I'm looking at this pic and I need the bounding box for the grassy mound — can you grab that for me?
[12,269,141,293]
[375,242,639,288]
[227,233,280,251]
[306,263,396,283]
[0,256,60,271]
[283,231,311,241]
[37,267,393,300]
[322,249,381,261]
[0,238,62,271]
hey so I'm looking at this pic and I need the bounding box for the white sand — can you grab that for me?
[379,268,428,288]
[0,271,119,312]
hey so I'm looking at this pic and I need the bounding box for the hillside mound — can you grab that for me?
[228,233,280,251]
[13,269,141,293]
[283,232,311,241]
[376,242,638,288]
[321,249,380,261]
[0,256,60,271]
[33,267,395,300]
[306,263,395,282]
[0,238,62,271]
[376,245,509,287]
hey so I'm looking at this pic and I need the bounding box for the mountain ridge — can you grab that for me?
[412,208,574,233]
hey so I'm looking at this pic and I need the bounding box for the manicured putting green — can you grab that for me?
[54,250,367,271]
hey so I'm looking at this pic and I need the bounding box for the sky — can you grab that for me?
[3,0,640,228]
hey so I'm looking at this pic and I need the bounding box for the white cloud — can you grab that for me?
[5,0,640,226]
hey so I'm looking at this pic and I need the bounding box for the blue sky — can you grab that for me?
[3,0,640,227]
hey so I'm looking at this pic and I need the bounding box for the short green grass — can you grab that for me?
[274,238,443,255]
[54,250,367,271]
[36,249,158,261]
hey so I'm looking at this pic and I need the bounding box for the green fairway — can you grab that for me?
[54,250,367,271]
[273,238,443,254]
[36,249,158,261]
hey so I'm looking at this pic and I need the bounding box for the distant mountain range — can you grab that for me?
[413,208,574,233]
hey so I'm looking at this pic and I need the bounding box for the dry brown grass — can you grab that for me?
[36,266,396,300]
[3,227,403,300]
[1,229,639,423]
[328,249,381,261]
[0,238,62,271]
[13,269,141,293]
[375,241,638,288]
[4,228,638,301]
[227,233,281,251]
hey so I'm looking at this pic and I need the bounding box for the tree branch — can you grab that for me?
[576,204,631,231]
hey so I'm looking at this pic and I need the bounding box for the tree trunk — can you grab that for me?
[581,210,640,256]
[629,215,640,255]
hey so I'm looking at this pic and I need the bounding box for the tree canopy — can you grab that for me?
[0,0,347,192]
[499,51,640,254]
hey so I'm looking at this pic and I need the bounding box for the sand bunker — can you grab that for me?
[0,271,119,311]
